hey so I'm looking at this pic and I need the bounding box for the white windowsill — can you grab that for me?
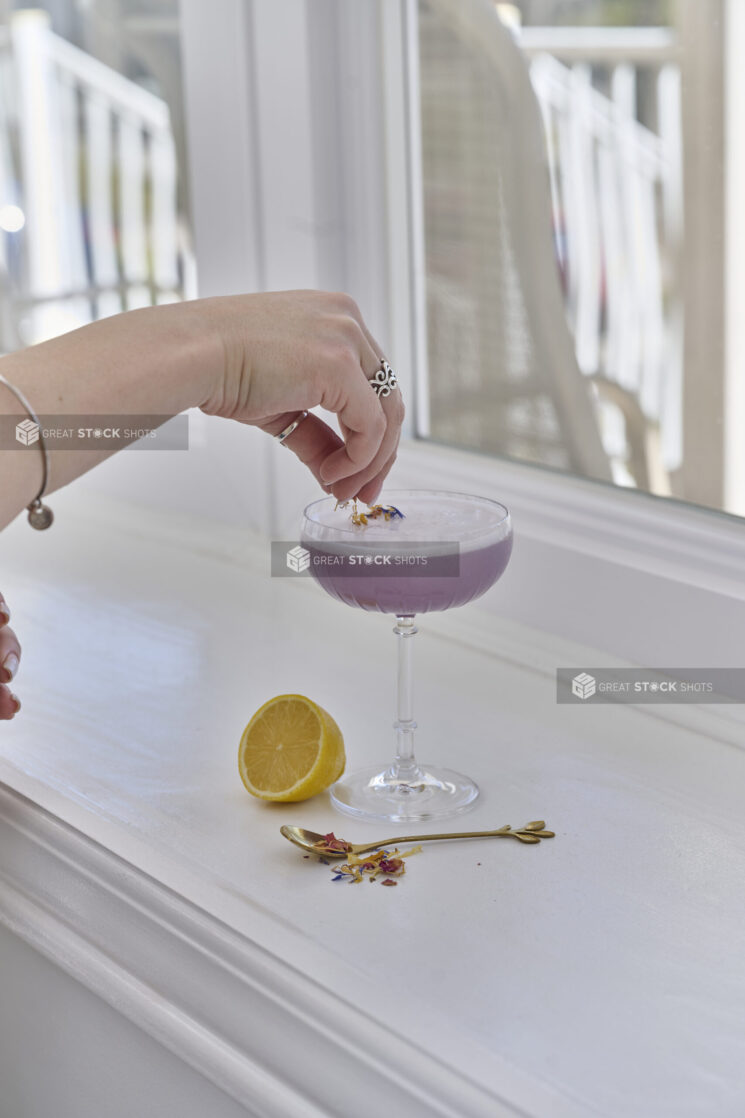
[1,483,745,1116]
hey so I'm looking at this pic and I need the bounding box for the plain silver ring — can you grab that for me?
[275,410,309,445]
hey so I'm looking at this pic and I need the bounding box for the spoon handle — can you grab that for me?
[353,824,516,854]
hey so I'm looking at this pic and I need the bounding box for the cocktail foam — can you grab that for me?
[308,492,509,552]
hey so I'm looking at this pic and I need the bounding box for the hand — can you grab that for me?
[0,592,20,720]
[199,291,405,503]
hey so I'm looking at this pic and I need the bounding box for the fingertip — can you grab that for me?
[0,688,20,719]
[357,480,382,505]
[328,481,354,503]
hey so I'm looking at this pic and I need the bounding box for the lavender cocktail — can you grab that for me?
[301,490,512,822]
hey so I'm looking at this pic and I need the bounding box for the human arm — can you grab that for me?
[0,290,404,531]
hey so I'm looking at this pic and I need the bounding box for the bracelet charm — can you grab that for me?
[28,498,54,531]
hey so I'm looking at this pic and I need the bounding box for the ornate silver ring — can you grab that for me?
[370,359,398,398]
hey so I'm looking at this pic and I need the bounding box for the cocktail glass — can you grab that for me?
[300,490,512,822]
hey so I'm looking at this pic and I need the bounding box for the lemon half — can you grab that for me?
[238,694,345,802]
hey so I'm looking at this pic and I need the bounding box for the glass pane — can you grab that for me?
[0,0,195,350]
[417,0,738,514]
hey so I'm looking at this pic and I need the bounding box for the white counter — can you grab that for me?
[1,488,745,1118]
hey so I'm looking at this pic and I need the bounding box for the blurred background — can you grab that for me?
[0,0,741,517]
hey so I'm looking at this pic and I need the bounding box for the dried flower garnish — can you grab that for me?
[335,499,405,527]
[327,844,421,885]
[312,831,353,855]
[300,829,422,885]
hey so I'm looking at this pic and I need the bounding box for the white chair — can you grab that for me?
[420,0,615,482]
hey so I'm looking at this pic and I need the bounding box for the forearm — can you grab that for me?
[0,301,218,530]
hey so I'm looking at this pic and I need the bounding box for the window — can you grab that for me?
[0,0,195,351]
[414,0,742,517]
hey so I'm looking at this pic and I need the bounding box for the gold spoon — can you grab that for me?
[281,820,555,858]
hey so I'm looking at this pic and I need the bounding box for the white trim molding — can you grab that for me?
[0,782,525,1118]
[397,442,745,596]
[725,0,745,515]
[395,439,745,669]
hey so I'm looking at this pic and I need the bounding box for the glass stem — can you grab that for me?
[390,615,421,786]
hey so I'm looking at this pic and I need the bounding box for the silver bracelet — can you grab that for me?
[0,373,54,529]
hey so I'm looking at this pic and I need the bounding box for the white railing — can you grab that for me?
[517,25,679,64]
[517,27,683,484]
[0,9,194,349]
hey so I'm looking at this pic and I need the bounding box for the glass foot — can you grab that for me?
[330,763,479,823]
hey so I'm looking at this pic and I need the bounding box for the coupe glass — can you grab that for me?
[300,490,512,822]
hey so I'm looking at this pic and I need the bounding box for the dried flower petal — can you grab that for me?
[340,499,406,528]
[302,835,421,888]
[312,832,353,855]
